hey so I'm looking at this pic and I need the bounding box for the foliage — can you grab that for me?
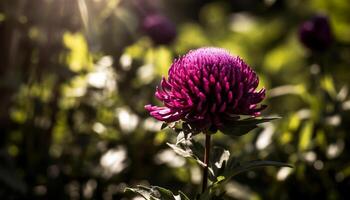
[127,117,291,199]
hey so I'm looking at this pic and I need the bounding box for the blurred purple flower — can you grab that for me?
[142,13,177,45]
[145,47,266,132]
[298,14,333,52]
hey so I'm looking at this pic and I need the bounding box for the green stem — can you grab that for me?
[202,133,211,193]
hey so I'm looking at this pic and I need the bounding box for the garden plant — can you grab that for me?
[126,47,292,199]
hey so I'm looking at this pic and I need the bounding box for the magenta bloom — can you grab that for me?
[298,14,333,52]
[145,47,266,132]
[142,13,177,45]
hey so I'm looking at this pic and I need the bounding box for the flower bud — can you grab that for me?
[142,13,177,45]
[298,14,333,52]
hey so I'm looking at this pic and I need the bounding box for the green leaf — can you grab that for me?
[125,186,154,200]
[167,132,205,167]
[153,186,177,200]
[219,117,280,137]
[217,159,292,184]
[229,160,292,177]
[208,147,230,181]
[178,191,191,200]
[211,147,230,170]
[125,185,191,200]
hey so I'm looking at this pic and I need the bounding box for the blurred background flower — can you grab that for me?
[142,13,177,45]
[298,14,333,52]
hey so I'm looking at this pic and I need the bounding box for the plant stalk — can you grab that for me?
[202,133,211,193]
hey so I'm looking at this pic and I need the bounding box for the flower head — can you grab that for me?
[298,14,333,52]
[142,13,177,45]
[145,47,266,132]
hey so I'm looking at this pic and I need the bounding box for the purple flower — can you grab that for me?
[298,14,333,52]
[145,47,266,132]
[142,13,177,45]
